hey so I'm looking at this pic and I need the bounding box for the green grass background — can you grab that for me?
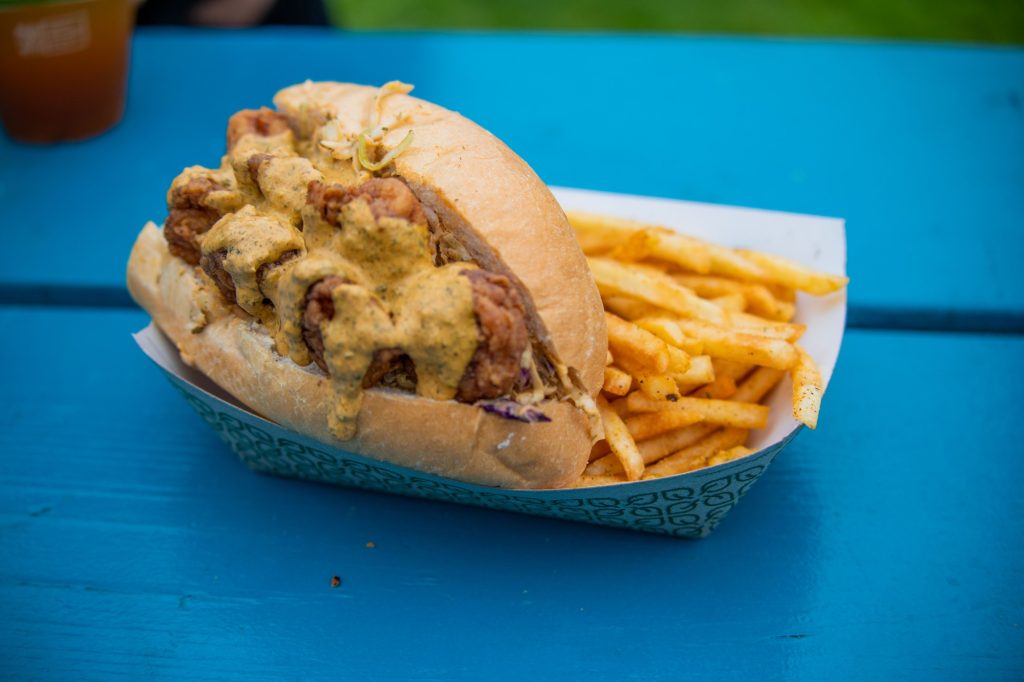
[325,0,1024,44]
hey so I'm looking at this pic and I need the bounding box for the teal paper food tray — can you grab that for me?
[135,187,846,537]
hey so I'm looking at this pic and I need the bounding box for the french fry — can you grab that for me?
[768,283,797,303]
[602,366,633,396]
[602,296,665,321]
[732,366,786,403]
[589,258,726,325]
[635,317,704,355]
[585,423,718,476]
[636,423,718,467]
[636,373,679,400]
[567,211,713,273]
[608,395,632,417]
[705,243,767,281]
[626,393,769,429]
[605,313,670,373]
[567,210,637,254]
[731,311,806,341]
[571,474,628,488]
[674,318,798,370]
[673,274,791,321]
[624,410,704,441]
[643,428,750,478]
[671,355,715,385]
[605,350,613,365]
[711,293,746,312]
[596,396,644,481]
[791,345,824,429]
[608,229,656,261]
[665,345,692,374]
[711,359,754,382]
[706,445,754,467]
[622,263,727,321]
[773,300,797,322]
[644,230,712,274]
[738,249,849,295]
[689,375,737,400]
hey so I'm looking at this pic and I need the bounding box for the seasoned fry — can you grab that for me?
[711,359,754,382]
[635,317,704,355]
[567,210,637,253]
[644,428,750,478]
[732,366,786,403]
[636,373,679,400]
[665,345,692,374]
[711,293,746,312]
[677,361,749,399]
[671,355,714,385]
[602,296,664,321]
[608,229,656,261]
[738,249,849,295]
[791,345,824,429]
[605,313,670,373]
[673,274,790,321]
[572,474,628,488]
[626,392,769,429]
[567,211,713,273]
[768,283,797,303]
[644,230,713,274]
[773,300,797,322]
[636,423,718,467]
[674,318,798,369]
[573,209,846,482]
[586,423,718,476]
[608,395,631,417]
[705,243,767,281]
[589,258,726,324]
[731,312,805,341]
[596,396,644,481]
[602,366,633,396]
[689,374,737,400]
[706,445,754,467]
[624,410,704,441]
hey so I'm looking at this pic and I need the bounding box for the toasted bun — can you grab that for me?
[127,82,607,489]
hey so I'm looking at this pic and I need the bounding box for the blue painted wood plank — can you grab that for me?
[0,31,1022,329]
[0,306,1021,679]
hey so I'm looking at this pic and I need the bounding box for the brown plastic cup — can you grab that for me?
[0,0,136,143]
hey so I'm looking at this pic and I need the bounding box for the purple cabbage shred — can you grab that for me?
[480,400,552,423]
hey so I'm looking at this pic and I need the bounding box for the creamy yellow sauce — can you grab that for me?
[256,156,322,218]
[392,264,479,401]
[301,198,433,291]
[199,205,305,326]
[182,124,483,441]
[271,249,368,366]
[321,284,396,439]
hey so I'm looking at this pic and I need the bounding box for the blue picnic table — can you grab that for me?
[1,29,1022,680]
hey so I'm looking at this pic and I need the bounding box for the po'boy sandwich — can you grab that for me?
[127,81,607,489]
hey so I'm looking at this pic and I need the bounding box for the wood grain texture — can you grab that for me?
[0,31,1022,330]
[0,306,1022,679]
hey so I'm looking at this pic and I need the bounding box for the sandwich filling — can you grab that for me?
[162,85,586,440]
